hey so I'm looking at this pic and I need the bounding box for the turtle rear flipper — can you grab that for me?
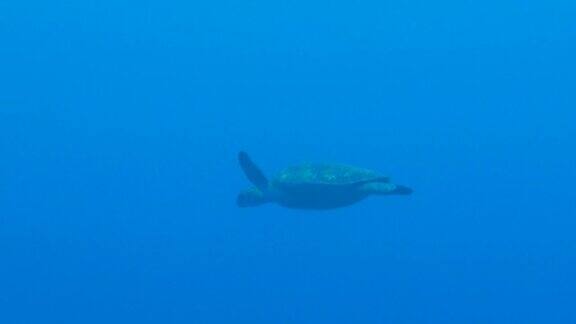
[238,151,269,191]
[350,176,390,188]
[360,182,413,195]
[392,185,413,195]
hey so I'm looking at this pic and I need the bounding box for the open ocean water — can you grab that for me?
[1,0,575,323]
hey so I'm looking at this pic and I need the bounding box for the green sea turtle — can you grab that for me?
[237,151,412,210]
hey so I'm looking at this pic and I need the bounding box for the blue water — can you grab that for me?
[1,0,575,323]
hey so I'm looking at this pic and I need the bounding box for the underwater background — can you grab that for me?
[1,0,575,323]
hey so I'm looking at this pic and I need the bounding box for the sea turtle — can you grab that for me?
[237,151,412,210]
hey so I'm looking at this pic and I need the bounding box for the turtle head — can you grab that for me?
[238,152,272,207]
[237,187,271,207]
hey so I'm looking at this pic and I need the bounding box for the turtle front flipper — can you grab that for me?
[238,151,269,191]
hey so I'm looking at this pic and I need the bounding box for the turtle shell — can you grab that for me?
[273,164,384,187]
